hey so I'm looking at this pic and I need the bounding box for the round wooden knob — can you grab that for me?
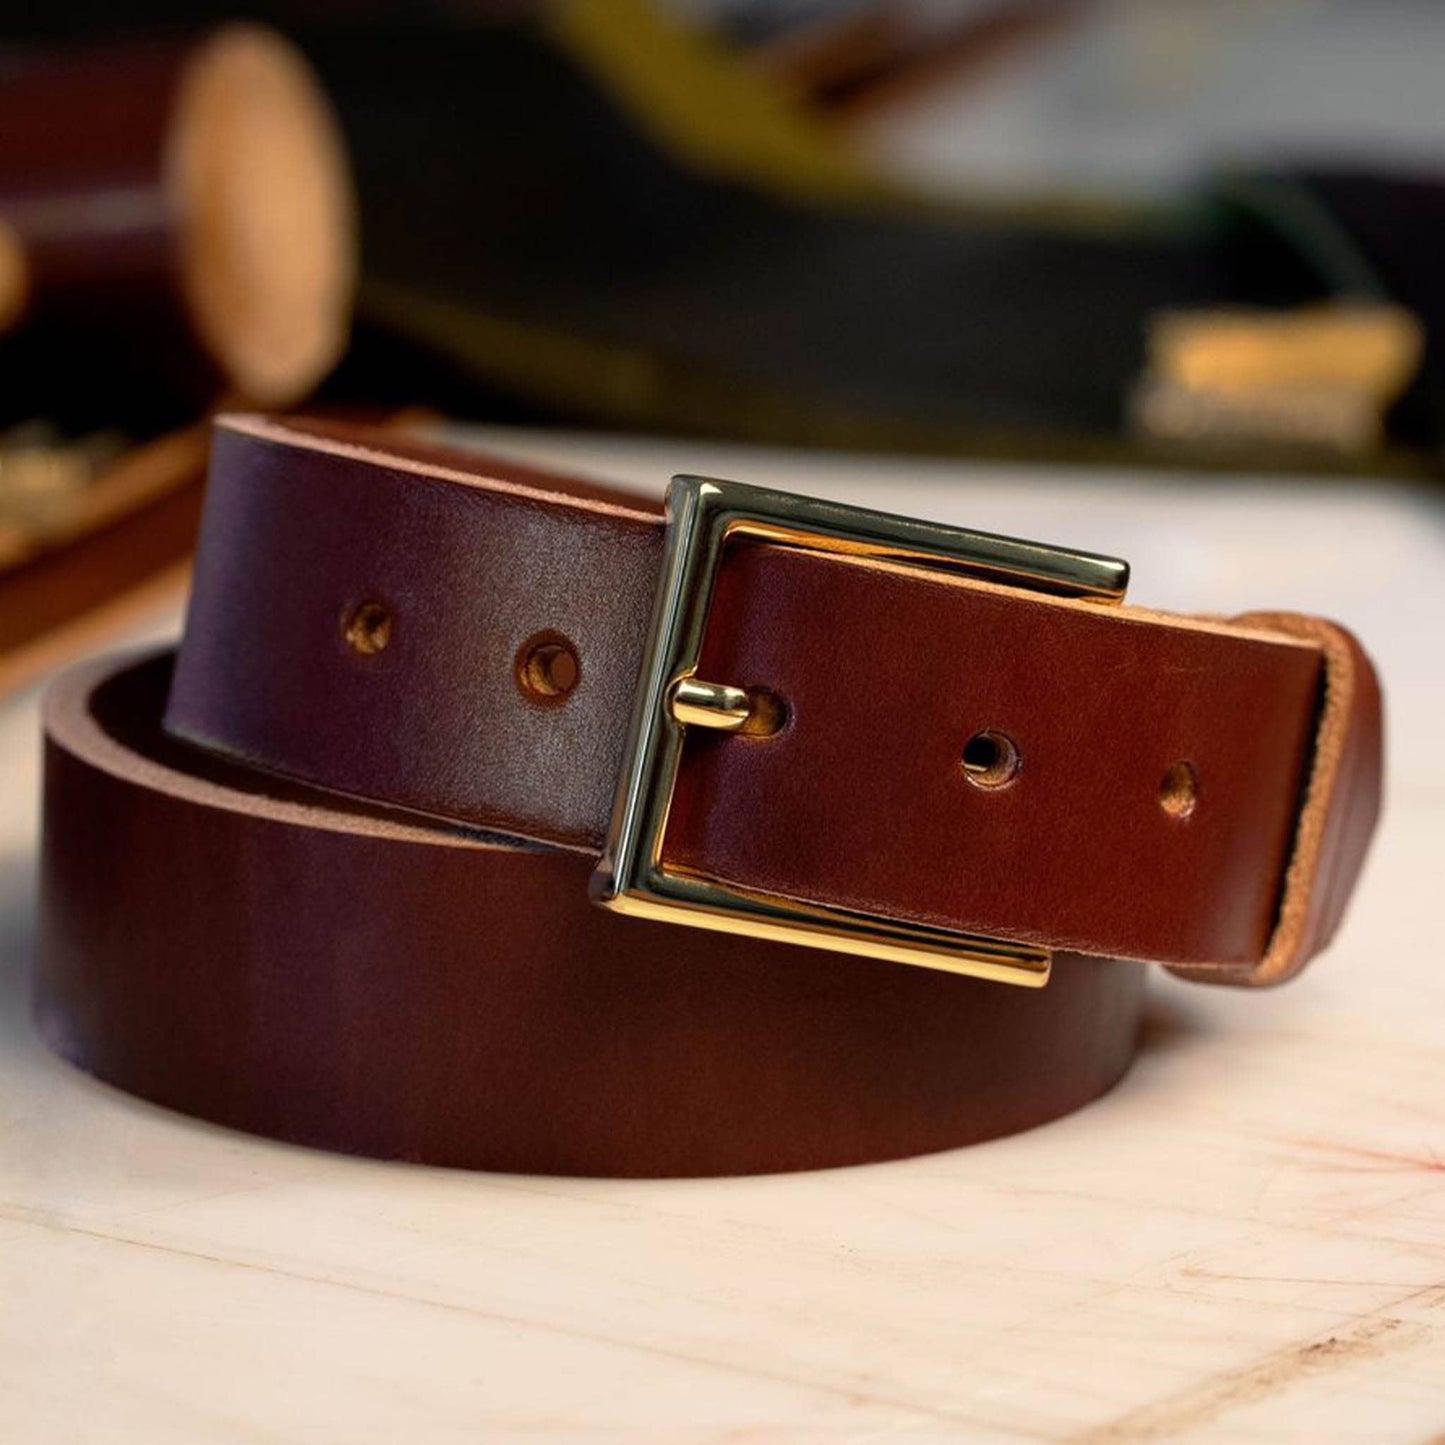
[167,25,357,404]
[0,220,26,335]
[0,24,358,406]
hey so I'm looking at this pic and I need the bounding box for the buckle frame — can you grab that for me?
[590,476,1129,988]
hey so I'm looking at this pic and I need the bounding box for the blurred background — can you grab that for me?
[2,0,1444,689]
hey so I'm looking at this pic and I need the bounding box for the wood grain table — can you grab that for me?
[2,430,1442,1443]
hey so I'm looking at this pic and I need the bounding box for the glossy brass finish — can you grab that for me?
[591,475,1130,987]
[669,676,752,731]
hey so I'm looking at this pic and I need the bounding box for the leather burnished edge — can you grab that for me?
[1170,613,1383,987]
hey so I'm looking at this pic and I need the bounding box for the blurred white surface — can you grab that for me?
[858,0,1445,201]
[1,431,1442,1443]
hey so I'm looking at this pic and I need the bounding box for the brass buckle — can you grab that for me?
[591,477,1129,988]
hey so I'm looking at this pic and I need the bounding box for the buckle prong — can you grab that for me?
[669,676,753,731]
[591,475,1129,988]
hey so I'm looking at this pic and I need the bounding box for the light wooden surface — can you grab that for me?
[2,430,1442,1443]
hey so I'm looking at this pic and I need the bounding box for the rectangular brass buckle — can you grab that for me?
[591,477,1129,988]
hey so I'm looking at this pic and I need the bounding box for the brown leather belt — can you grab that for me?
[36,417,1383,1175]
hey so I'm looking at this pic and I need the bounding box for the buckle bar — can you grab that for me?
[591,476,1129,988]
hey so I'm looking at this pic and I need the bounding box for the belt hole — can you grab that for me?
[1159,760,1199,820]
[342,599,392,656]
[516,631,580,704]
[961,729,1020,790]
[740,686,787,737]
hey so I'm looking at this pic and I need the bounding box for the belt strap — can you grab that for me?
[35,416,1382,1174]
[40,650,1142,1175]
[172,417,1379,979]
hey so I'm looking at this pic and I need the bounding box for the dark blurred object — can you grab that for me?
[0,24,356,421]
[0,24,358,693]
[1282,170,1445,454]
[283,8,1429,470]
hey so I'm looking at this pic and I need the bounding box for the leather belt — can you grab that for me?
[35,416,1383,1175]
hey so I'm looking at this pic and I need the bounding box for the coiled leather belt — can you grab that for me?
[36,417,1382,1175]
